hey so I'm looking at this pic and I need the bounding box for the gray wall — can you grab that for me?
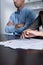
[1,0,16,34]
[0,0,1,33]
[25,1,43,15]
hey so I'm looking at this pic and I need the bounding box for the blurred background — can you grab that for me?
[0,0,43,34]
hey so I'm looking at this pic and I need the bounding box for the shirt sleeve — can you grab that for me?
[15,10,36,33]
[5,25,15,33]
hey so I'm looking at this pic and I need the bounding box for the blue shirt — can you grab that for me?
[5,6,36,35]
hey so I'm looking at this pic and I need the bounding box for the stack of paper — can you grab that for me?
[0,39,43,50]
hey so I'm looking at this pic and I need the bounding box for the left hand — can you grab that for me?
[15,23,24,29]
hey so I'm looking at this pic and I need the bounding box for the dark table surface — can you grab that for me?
[0,46,43,65]
[0,34,43,65]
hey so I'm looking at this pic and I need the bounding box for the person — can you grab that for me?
[21,11,43,38]
[21,29,43,39]
[5,0,36,36]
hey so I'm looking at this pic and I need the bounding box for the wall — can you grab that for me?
[25,0,43,15]
[0,0,1,33]
[1,0,16,34]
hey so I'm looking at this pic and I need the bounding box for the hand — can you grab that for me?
[27,30,43,37]
[7,22,13,26]
[20,29,30,39]
[25,30,39,37]
[21,29,35,39]
[24,30,35,38]
[15,23,24,29]
[20,31,25,39]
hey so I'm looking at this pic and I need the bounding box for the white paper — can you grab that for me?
[0,39,43,50]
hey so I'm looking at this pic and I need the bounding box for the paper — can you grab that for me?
[0,39,43,50]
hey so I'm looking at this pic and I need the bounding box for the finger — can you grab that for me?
[22,33,25,39]
[21,33,25,39]
[25,34,30,38]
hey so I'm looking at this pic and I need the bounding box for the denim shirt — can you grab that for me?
[5,6,36,35]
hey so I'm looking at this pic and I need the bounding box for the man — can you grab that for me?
[21,11,43,38]
[5,0,36,36]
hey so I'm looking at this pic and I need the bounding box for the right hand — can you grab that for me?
[7,22,13,26]
[21,29,37,39]
[25,30,39,37]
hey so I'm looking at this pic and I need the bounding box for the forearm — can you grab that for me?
[37,31,43,36]
[29,30,43,37]
[5,25,15,33]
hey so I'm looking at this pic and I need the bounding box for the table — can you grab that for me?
[0,34,43,65]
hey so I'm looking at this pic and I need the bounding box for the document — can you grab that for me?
[0,39,43,50]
